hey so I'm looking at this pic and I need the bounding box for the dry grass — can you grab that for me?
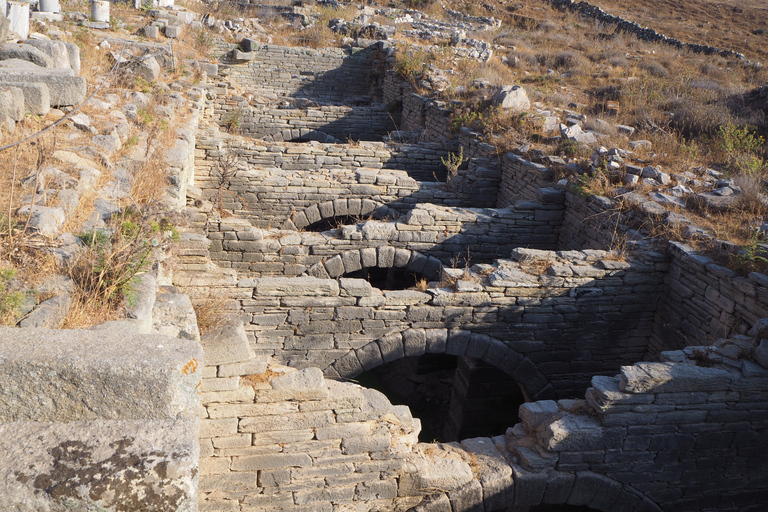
[191,289,236,335]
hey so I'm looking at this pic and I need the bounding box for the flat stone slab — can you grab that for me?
[620,362,735,394]
[0,71,85,106]
[0,419,198,511]
[0,327,202,422]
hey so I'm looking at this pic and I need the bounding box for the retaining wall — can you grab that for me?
[200,247,667,399]
[194,129,500,228]
[652,241,768,353]
[220,43,374,104]
[198,319,424,512]
[204,200,564,275]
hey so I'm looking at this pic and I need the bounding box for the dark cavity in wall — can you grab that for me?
[355,355,525,442]
[306,215,368,232]
[343,267,421,291]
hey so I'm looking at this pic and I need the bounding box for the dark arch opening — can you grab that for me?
[355,354,526,443]
[305,215,362,232]
[343,267,424,291]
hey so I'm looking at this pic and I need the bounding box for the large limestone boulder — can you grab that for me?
[0,43,53,67]
[492,84,530,113]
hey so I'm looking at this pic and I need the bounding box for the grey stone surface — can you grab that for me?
[200,319,253,366]
[0,72,85,106]
[17,294,71,328]
[152,293,201,342]
[136,56,161,82]
[0,327,202,421]
[124,272,158,333]
[0,85,24,121]
[492,85,530,113]
[0,43,53,67]
[0,419,198,511]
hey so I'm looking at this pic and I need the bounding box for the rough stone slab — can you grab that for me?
[519,400,559,431]
[541,414,605,452]
[620,362,734,394]
[200,319,253,366]
[0,419,198,511]
[0,73,85,107]
[152,293,201,343]
[252,276,339,296]
[0,327,202,422]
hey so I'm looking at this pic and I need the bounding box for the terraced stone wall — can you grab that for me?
[195,130,498,227]
[204,200,564,275]
[651,241,768,354]
[198,320,423,512]
[219,43,374,103]
[225,248,665,399]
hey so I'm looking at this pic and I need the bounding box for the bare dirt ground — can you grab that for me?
[573,0,768,63]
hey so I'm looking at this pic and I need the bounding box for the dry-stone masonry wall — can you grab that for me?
[197,319,424,512]
[203,200,564,275]
[220,43,375,104]
[652,241,768,353]
[194,247,667,400]
[0,327,202,510]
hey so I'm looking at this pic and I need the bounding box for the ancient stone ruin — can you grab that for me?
[1,2,767,512]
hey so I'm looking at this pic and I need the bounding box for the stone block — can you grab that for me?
[252,276,339,296]
[519,400,559,431]
[0,71,85,107]
[201,319,253,366]
[620,362,734,394]
[0,419,198,510]
[0,327,201,422]
[165,24,182,38]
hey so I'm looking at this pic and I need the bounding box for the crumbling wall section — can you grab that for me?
[204,200,564,275]
[651,241,768,354]
[220,248,665,398]
[195,129,492,227]
[197,319,423,512]
[219,43,374,103]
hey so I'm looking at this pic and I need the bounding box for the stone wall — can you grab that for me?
[213,101,398,142]
[194,129,498,228]
[204,200,564,275]
[219,43,375,104]
[202,247,667,399]
[546,0,748,61]
[497,153,557,206]
[0,327,202,511]
[558,192,627,250]
[651,241,768,354]
[197,319,424,512]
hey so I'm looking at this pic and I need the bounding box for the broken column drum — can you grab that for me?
[90,0,109,23]
[7,2,29,40]
[38,0,60,13]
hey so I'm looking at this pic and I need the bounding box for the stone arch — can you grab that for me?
[323,328,555,401]
[280,198,397,230]
[306,247,443,282]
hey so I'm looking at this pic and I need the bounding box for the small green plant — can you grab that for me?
[137,108,155,125]
[738,226,768,269]
[571,171,609,198]
[124,135,139,149]
[717,123,765,155]
[441,147,467,183]
[135,77,155,94]
[557,139,585,158]
[0,268,25,325]
[223,108,244,133]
